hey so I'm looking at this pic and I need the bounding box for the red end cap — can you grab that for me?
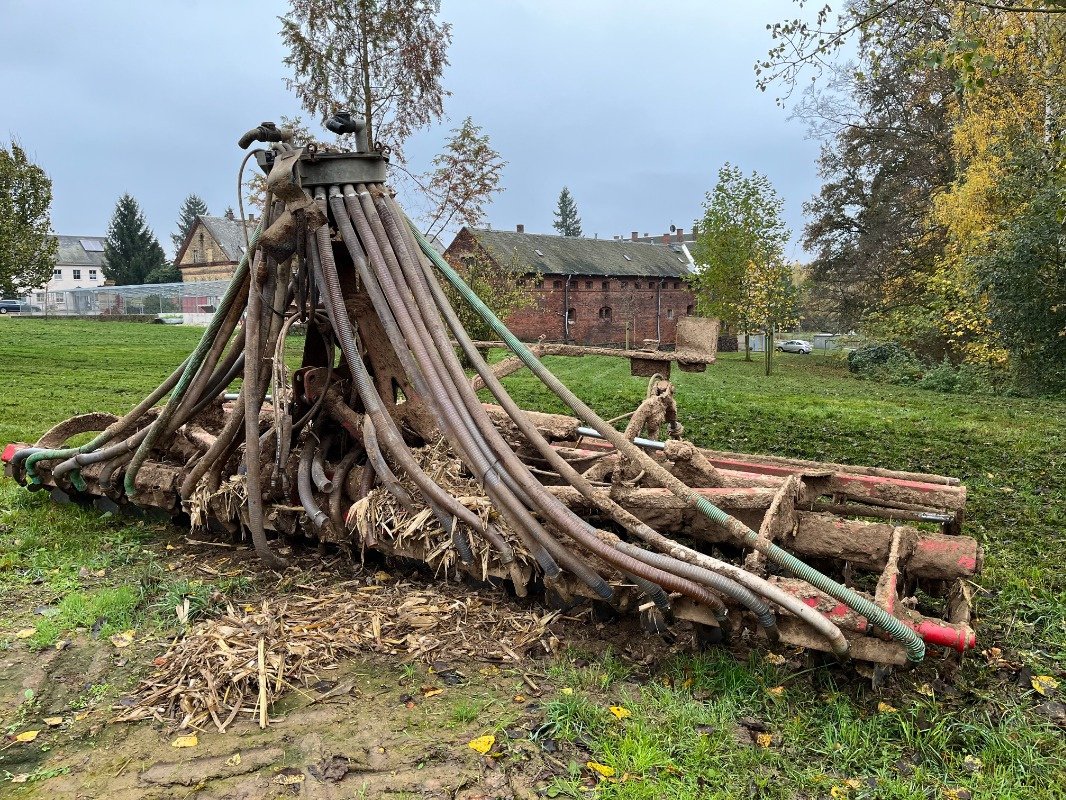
[2,443,29,463]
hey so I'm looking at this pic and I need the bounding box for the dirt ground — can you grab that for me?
[0,538,671,800]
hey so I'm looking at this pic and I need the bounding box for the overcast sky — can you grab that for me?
[0,0,821,259]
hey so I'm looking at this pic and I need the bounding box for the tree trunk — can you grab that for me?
[744,325,752,361]
[765,329,773,376]
[359,3,374,150]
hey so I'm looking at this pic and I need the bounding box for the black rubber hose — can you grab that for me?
[328,449,361,531]
[362,417,414,511]
[298,435,330,531]
[311,434,333,492]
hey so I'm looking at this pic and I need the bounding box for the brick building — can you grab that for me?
[445,226,696,347]
[175,214,258,283]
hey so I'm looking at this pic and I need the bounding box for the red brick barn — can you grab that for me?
[444,226,696,347]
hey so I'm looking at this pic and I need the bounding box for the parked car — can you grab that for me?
[777,339,812,354]
[0,299,35,314]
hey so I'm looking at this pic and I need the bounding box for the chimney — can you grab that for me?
[516,223,525,233]
[631,231,638,241]
[662,233,670,245]
[675,227,684,243]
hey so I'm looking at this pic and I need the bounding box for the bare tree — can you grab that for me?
[422,117,506,242]
[280,0,451,161]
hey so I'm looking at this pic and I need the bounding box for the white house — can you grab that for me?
[25,236,107,309]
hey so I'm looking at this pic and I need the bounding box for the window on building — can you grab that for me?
[89,269,97,280]
[673,281,680,289]
[667,308,674,320]
[553,279,562,289]
[601,280,609,290]
[621,280,628,289]
[566,307,576,323]
[53,269,62,278]
[35,292,44,301]
[599,306,612,321]
[73,269,81,280]
[585,280,592,289]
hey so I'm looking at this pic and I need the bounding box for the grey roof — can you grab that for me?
[464,228,693,278]
[54,235,107,268]
[197,215,257,262]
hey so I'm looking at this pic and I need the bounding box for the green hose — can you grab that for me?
[406,220,926,663]
[122,218,266,497]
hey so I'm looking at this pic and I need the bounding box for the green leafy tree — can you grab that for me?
[443,247,535,344]
[0,141,57,298]
[689,164,790,362]
[552,187,582,237]
[748,257,800,375]
[422,117,506,242]
[171,194,209,253]
[103,194,169,286]
[974,147,1066,393]
[279,0,451,161]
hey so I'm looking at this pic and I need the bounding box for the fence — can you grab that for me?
[21,281,231,323]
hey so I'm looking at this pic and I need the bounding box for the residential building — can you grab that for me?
[175,214,258,282]
[23,235,107,309]
[444,226,696,347]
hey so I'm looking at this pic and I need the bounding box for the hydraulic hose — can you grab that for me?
[328,449,361,531]
[298,435,330,531]
[406,215,923,662]
[307,207,520,573]
[124,217,267,497]
[323,188,551,577]
[344,188,611,597]
[311,434,333,493]
[23,355,191,484]
[371,191,728,612]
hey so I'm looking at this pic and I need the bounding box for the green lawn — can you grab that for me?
[1,318,1064,798]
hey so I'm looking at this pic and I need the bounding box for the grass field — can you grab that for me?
[1,317,1064,798]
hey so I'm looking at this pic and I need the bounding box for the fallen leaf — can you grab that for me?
[14,730,39,742]
[468,735,495,755]
[226,753,241,767]
[374,570,392,582]
[74,712,89,722]
[767,685,785,697]
[587,761,616,779]
[512,694,525,703]
[963,754,983,772]
[422,687,444,698]
[765,652,786,666]
[878,701,898,713]
[755,732,773,748]
[43,717,64,727]
[10,773,30,784]
[274,768,305,785]
[171,734,198,748]
[830,787,850,799]
[845,779,862,789]
[109,629,135,648]
[609,705,631,719]
[561,687,573,695]
[1032,675,1060,696]
[917,683,935,697]
[15,628,35,639]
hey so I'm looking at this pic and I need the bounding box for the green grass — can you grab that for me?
[1,319,1065,796]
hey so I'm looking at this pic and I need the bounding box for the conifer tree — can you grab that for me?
[103,194,169,286]
[172,194,209,252]
[552,187,582,237]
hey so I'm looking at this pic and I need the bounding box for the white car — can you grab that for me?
[777,339,812,354]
